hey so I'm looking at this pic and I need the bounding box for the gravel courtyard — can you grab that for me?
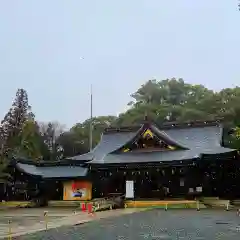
[0,207,78,239]
[15,209,240,240]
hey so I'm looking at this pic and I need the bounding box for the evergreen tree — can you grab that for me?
[0,88,33,157]
[39,121,65,160]
[18,117,44,160]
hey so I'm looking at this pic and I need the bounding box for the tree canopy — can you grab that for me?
[0,78,239,174]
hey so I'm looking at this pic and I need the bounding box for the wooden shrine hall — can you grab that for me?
[12,120,239,201]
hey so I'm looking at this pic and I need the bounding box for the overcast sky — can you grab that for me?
[0,0,239,128]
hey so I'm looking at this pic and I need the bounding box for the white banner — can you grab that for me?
[125,180,134,198]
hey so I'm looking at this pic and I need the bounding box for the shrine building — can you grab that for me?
[12,120,239,201]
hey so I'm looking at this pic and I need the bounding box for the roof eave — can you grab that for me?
[89,158,200,168]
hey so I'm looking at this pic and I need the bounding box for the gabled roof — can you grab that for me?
[70,120,236,165]
[163,124,223,150]
[110,123,188,153]
[69,130,137,161]
[69,122,186,161]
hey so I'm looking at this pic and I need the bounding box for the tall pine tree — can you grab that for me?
[0,89,33,158]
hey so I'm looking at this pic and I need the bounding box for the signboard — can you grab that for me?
[125,180,134,199]
[71,182,87,198]
[63,181,92,201]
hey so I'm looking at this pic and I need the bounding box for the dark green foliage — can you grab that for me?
[0,89,32,157]
[0,89,33,181]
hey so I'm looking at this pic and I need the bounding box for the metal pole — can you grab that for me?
[8,219,12,240]
[196,200,200,211]
[44,211,48,230]
[89,84,93,151]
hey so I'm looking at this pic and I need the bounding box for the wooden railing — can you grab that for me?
[92,195,125,211]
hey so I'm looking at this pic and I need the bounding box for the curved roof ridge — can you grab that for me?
[69,127,140,161]
[104,119,223,133]
[150,124,188,149]
[157,119,223,130]
[69,120,225,162]
[109,123,188,154]
[104,125,142,134]
[107,124,145,154]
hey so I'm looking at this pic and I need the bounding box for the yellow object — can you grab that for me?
[124,200,196,208]
[142,129,175,150]
[63,181,92,201]
[142,129,154,138]
[165,203,168,210]
[234,127,240,139]
[123,148,130,152]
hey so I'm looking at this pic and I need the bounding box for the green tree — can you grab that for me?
[0,88,34,182]
[124,78,216,125]
[0,78,239,163]
[71,115,117,149]
[130,78,214,107]
[0,88,33,157]
[18,118,44,160]
[56,131,88,158]
[39,121,65,160]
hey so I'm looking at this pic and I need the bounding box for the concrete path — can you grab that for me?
[0,208,142,239]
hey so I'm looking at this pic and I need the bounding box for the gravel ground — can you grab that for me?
[13,209,240,240]
[0,207,78,239]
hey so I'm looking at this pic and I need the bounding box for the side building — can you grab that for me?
[10,120,239,201]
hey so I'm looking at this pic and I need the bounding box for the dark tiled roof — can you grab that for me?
[69,123,188,161]
[16,163,88,178]
[69,131,137,161]
[90,147,235,164]
[91,150,200,164]
[163,125,223,150]
[70,121,236,165]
